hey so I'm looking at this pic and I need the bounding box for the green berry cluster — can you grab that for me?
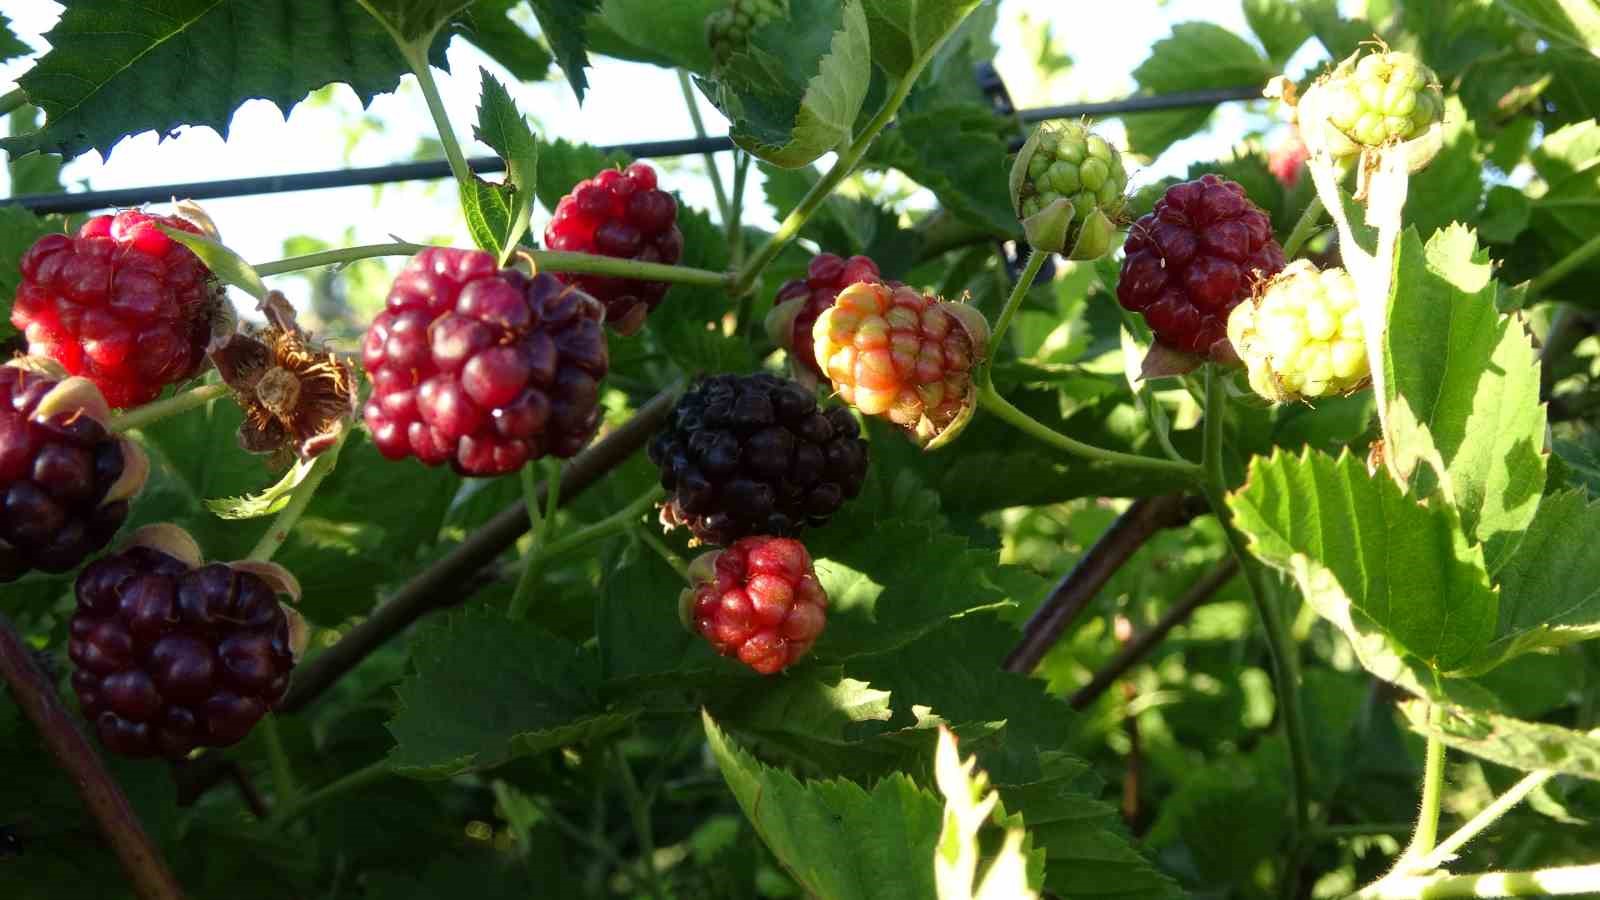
[1009,122,1128,259]
[1228,261,1370,404]
[706,0,786,66]
[1303,49,1443,157]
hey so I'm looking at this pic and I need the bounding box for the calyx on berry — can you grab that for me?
[0,357,149,582]
[1296,47,1444,169]
[679,535,827,675]
[1009,121,1129,260]
[812,281,990,449]
[1227,260,1370,403]
[211,292,356,463]
[67,524,308,759]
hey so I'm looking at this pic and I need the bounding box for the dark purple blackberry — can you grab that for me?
[0,360,147,582]
[68,529,301,759]
[648,373,869,546]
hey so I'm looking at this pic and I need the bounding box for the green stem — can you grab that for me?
[111,383,229,432]
[1399,703,1449,865]
[1199,367,1312,894]
[1415,768,1555,872]
[254,243,731,287]
[1281,195,1325,259]
[613,746,667,900]
[400,43,475,202]
[247,434,346,562]
[260,716,299,811]
[254,243,428,276]
[735,63,931,294]
[677,69,731,225]
[1528,230,1600,299]
[539,486,665,562]
[635,526,690,582]
[987,249,1049,360]
[270,760,390,830]
[1351,864,1600,899]
[509,461,561,620]
[0,88,26,119]
[976,378,1202,480]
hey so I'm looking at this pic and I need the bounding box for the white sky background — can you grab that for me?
[0,1,1311,311]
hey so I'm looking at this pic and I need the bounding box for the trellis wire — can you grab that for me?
[4,86,1263,215]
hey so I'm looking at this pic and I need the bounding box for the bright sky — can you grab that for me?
[0,1,1297,311]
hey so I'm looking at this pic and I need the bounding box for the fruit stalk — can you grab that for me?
[1280,195,1325,259]
[1415,767,1557,872]
[509,460,562,620]
[1200,367,1312,890]
[987,248,1049,359]
[975,377,1202,479]
[111,383,230,432]
[1398,702,1449,865]
[247,431,346,562]
[0,613,187,900]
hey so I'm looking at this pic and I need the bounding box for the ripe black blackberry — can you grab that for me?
[68,527,304,759]
[649,373,869,546]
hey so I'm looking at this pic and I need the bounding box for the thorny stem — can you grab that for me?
[254,244,732,288]
[1528,230,1600,299]
[247,433,346,562]
[987,249,1049,360]
[977,377,1202,480]
[1281,195,1325,259]
[677,69,731,224]
[0,614,187,900]
[111,383,230,432]
[1199,367,1312,895]
[1350,863,1600,899]
[270,759,391,830]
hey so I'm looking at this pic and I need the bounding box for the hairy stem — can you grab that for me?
[1352,864,1600,899]
[987,249,1049,359]
[677,69,731,224]
[1399,704,1449,865]
[0,615,187,900]
[111,383,230,433]
[1281,195,1325,259]
[247,434,346,562]
[1416,768,1555,871]
[1199,367,1312,893]
[977,378,1202,479]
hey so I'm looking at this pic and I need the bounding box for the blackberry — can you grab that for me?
[649,373,868,546]
[0,359,147,582]
[68,526,305,759]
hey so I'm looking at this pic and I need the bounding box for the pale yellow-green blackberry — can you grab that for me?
[1228,261,1369,403]
[1299,49,1444,158]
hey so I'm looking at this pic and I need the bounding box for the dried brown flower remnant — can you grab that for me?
[212,292,356,462]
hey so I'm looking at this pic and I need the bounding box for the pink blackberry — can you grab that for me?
[542,162,684,336]
[765,253,883,381]
[68,526,305,759]
[680,536,827,675]
[1117,175,1286,364]
[0,360,147,582]
[362,248,610,477]
[649,373,868,546]
[12,211,222,408]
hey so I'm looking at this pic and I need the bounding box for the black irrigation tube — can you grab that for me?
[4,86,1263,215]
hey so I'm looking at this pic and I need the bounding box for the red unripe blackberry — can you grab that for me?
[1117,175,1286,363]
[681,536,827,675]
[0,359,147,582]
[68,526,307,759]
[362,248,609,477]
[12,210,222,408]
[765,253,883,382]
[543,162,684,336]
[648,373,868,547]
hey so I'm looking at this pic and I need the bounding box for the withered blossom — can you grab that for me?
[211,292,356,463]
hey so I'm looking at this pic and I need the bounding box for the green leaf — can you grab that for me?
[1228,449,1498,675]
[472,70,539,263]
[703,711,944,900]
[1483,490,1600,663]
[161,227,268,301]
[696,0,872,168]
[1384,225,1547,573]
[1241,0,1311,65]
[459,176,517,259]
[1402,701,1600,781]
[360,0,476,41]
[203,456,318,520]
[456,0,552,82]
[0,12,29,63]
[859,0,985,80]
[2,1,433,160]
[387,608,635,778]
[529,0,599,102]
[1124,23,1271,159]
[587,0,722,73]
[1497,0,1600,55]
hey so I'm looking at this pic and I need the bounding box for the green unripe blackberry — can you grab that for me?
[1009,121,1128,259]
[706,0,786,67]
[1300,49,1444,159]
[1227,261,1369,403]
